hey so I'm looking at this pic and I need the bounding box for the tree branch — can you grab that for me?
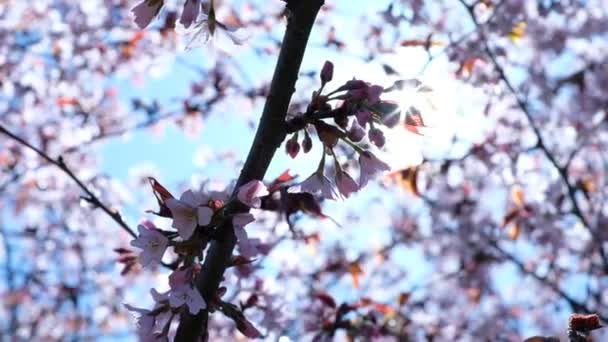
[174,1,325,340]
[0,124,137,239]
[456,0,608,270]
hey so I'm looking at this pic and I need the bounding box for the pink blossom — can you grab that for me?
[368,127,386,147]
[358,151,390,188]
[335,170,359,198]
[130,224,169,267]
[344,82,383,104]
[366,85,384,104]
[233,212,255,228]
[169,285,206,314]
[132,0,164,29]
[180,0,200,28]
[166,190,213,239]
[348,123,366,142]
[169,268,191,289]
[233,213,258,258]
[124,304,155,339]
[299,172,339,200]
[237,180,269,208]
[185,14,245,52]
[150,288,169,305]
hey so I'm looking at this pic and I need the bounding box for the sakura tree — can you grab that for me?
[1,0,607,341]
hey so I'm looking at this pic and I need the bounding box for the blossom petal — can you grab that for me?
[237,180,269,208]
[197,206,214,226]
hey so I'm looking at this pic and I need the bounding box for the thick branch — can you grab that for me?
[174,1,325,340]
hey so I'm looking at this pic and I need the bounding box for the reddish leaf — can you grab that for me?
[400,39,444,48]
[348,262,364,289]
[389,166,420,196]
[507,223,521,240]
[569,313,602,332]
[113,247,132,254]
[502,209,520,227]
[229,255,257,267]
[404,107,426,135]
[315,292,337,309]
[457,57,484,77]
[398,292,410,306]
[147,177,174,218]
[148,177,174,202]
[523,337,560,342]
[56,97,79,107]
[267,170,297,193]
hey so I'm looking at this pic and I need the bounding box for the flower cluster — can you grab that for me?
[126,178,268,339]
[285,61,422,199]
[132,0,244,52]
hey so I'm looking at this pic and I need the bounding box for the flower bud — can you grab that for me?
[285,134,300,158]
[321,61,334,84]
[302,130,313,153]
[368,127,386,148]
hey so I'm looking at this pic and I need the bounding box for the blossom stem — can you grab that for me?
[339,135,366,154]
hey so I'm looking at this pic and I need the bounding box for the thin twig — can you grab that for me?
[0,124,137,239]
[456,0,608,270]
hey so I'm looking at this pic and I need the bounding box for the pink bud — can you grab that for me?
[339,79,367,92]
[321,61,334,84]
[302,131,313,153]
[285,135,300,159]
[368,127,386,147]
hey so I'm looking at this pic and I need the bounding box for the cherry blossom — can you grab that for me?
[335,170,359,198]
[299,172,339,200]
[130,223,169,267]
[237,180,269,208]
[358,151,390,188]
[124,304,156,339]
[232,213,257,258]
[182,2,245,52]
[169,285,206,315]
[180,0,200,28]
[132,0,164,29]
[166,190,214,239]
